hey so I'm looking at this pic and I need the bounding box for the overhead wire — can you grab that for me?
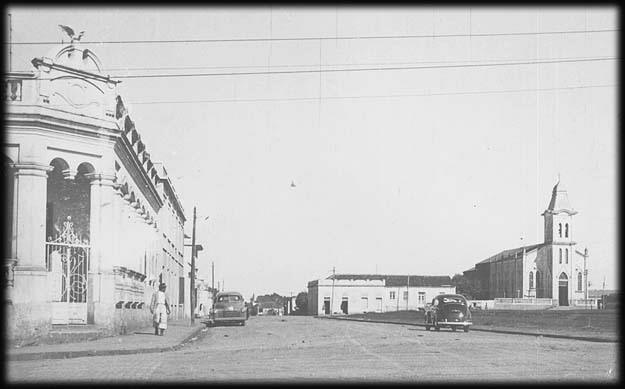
[6,54,617,74]
[6,28,618,45]
[106,57,618,79]
[121,84,614,106]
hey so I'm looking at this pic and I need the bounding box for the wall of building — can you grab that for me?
[4,45,188,344]
[308,278,456,315]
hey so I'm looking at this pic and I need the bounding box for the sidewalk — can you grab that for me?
[7,319,209,361]
[317,316,618,343]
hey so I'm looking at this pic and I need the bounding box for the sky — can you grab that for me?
[6,6,618,298]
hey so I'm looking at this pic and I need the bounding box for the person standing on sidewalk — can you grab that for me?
[150,283,171,336]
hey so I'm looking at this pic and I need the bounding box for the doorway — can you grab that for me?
[323,298,330,314]
[558,273,569,306]
[340,297,348,314]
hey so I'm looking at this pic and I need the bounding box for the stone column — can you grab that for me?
[86,173,116,326]
[12,163,54,271]
[9,163,54,340]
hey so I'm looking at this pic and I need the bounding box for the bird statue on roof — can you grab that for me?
[58,24,85,43]
[290,180,296,188]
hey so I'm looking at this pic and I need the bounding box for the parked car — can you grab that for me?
[424,294,472,332]
[210,292,248,326]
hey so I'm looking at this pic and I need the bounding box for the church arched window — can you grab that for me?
[559,248,562,264]
[565,248,569,264]
[565,223,569,238]
[577,272,583,291]
[558,223,562,238]
[535,270,541,296]
[529,271,534,289]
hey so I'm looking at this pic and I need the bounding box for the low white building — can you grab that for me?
[307,274,456,315]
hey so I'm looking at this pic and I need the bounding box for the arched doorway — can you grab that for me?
[46,159,93,324]
[558,273,569,306]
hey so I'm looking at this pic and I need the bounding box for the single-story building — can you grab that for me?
[307,274,456,315]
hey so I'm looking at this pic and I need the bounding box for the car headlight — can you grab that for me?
[459,312,464,319]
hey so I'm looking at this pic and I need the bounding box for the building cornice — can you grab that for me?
[541,209,578,216]
[114,136,163,211]
[5,109,119,141]
[31,57,120,86]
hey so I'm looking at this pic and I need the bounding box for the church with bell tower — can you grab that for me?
[463,179,589,306]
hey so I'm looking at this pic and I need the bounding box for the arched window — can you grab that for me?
[529,271,534,289]
[565,248,569,264]
[558,223,562,238]
[565,223,569,238]
[535,270,541,297]
[577,272,583,291]
[559,248,562,264]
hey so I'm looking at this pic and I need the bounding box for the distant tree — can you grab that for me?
[295,291,308,315]
[451,273,481,300]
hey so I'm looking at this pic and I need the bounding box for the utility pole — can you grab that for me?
[190,206,197,325]
[602,275,606,309]
[584,248,589,304]
[8,13,12,72]
[406,275,410,311]
[211,260,215,304]
[330,267,335,315]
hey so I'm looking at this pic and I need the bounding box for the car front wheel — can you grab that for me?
[464,326,469,332]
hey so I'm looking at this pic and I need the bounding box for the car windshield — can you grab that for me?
[218,295,242,302]
[441,297,466,305]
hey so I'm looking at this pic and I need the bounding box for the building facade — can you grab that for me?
[4,43,187,343]
[307,274,456,315]
[463,180,588,306]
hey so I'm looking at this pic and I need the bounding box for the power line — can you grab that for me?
[105,57,617,80]
[6,28,618,46]
[121,84,614,105]
[9,54,614,74]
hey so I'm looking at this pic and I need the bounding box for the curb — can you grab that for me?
[316,316,618,343]
[8,323,210,362]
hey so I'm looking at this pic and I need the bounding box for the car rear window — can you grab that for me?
[218,295,242,302]
[441,297,466,304]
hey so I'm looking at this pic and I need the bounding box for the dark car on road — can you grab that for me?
[425,294,472,332]
[210,292,248,326]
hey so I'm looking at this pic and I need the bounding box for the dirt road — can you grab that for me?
[8,315,618,383]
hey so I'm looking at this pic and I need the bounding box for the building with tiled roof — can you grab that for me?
[463,179,589,305]
[307,274,455,315]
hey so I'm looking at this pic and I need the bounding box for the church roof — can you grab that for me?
[327,274,452,287]
[476,243,545,266]
[543,179,578,215]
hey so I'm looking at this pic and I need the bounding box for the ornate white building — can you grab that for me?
[4,43,187,343]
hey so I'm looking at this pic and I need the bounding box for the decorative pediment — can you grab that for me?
[32,44,119,119]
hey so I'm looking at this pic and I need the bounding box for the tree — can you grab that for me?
[451,273,481,300]
[295,291,308,315]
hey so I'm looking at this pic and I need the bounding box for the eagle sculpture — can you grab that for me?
[58,25,85,43]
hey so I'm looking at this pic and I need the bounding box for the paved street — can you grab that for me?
[7,316,617,383]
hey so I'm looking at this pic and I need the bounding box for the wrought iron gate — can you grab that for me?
[46,216,90,324]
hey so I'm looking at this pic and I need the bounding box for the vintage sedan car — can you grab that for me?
[424,294,472,332]
[210,291,248,326]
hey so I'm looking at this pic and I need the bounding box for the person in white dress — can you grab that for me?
[150,283,171,336]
